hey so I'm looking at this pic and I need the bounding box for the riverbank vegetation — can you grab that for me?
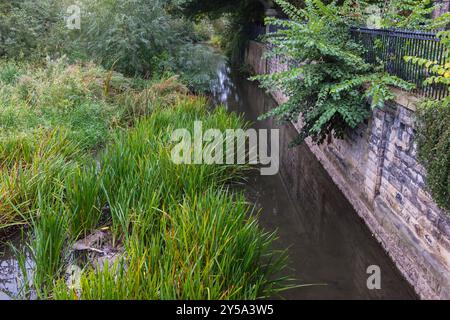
[0,0,288,299]
[0,0,220,92]
[182,0,268,64]
[399,9,450,213]
[247,0,449,213]
[0,58,288,299]
[252,0,414,145]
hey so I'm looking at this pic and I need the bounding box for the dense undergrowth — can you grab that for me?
[0,59,287,299]
[52,102,286,299]
[0,0,220,93]
[0,58,185,229]
[252,0,414,145]
[0,0,289,300]
[415,101,450,212]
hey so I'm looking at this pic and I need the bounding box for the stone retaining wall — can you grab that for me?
[245,40,450,299]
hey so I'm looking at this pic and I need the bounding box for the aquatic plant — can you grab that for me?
[29,194,68,292]
[0,59,184,229]
[0,59,118,229]
[54,190,286,300]
[65,164,103,239]
[50,96,287,299]
[51,94,286,300]
[1,57,288,299]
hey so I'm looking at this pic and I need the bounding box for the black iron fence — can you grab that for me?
[249,23,449,99]
[248,24,266,42]
[248,23,288,40]
[350,27,448,99]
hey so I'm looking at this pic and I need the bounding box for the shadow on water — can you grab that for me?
[211,60,418,300]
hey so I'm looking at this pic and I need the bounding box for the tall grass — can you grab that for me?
[65,164,103,239]
[30,194,68,292]
[1,59,288,299]
[52,118,285,299]
[55,190,286,300]
[97,96,250,242]
[50,95,288,299]
[0,129,82,229]
[0,0,221,92]
[0,59,187,229]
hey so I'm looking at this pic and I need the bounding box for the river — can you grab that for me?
[210,61,418,300]
[0,59,418,300]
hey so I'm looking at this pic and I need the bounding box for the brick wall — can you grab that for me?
[245,40,450,299]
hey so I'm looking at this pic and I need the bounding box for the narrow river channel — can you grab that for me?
[211,61,418,300]
[0,58,418,300]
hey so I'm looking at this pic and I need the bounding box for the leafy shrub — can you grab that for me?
[415,101,450,212]
[0,0,69,58]
[252,0,413,145]
[72,0,182,76]
[382,0,439,30]
[0,0,220,92]
[0,58,190,230]
[402,15,450,213]
[1,68,288,297]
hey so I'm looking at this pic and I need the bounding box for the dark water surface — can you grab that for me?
[0,233,33,300]
[211,62,418,300]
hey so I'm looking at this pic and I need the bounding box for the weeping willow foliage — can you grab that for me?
[252,0,413,145]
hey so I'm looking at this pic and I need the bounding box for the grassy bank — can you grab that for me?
[0,59,287,299]
[0,58,186,229]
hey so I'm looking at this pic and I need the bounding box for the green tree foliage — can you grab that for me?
[252,0,413,145]
[381,0,439,30]
[182,0,266,18]
[0,0,69,58]
[182,0,267,63]
[415,100,450,212]
[0,0,219,92]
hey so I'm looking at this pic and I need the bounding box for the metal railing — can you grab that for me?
[350,27,448,99]
[248,24,266,42]
[249,23,449,99]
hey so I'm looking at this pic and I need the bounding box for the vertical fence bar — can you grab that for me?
[347,28,447,98]
[437,40,445,100]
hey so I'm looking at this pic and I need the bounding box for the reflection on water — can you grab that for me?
[0,233,33,300]
[211,60,417,300]
[210,64,234,106]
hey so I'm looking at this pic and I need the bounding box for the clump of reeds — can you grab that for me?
[50,95,287,299]
[0,59,178,230]
[1,59,288,299]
